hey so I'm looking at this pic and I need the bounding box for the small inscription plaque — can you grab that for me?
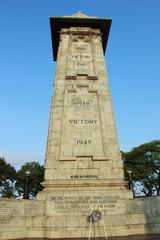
[71,175,98,179]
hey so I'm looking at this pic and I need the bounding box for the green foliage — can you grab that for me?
[15,161,44,198]
[0,157,16,182]
[0,180,15,198]
[0,157,16,198]
[122,140,160,196]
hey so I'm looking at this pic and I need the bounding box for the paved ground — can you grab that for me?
[108,235,160,240]
[16,235,160,240]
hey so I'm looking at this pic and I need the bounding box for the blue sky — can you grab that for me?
[0,0,160,169]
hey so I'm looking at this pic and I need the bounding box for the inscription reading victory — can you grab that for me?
[71,53,91,61]
[69,119,97,124]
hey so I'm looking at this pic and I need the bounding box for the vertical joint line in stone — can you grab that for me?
[58,89,65,161]
[65,31,71,78]
[91,31,96,77]
[45,95,54,164]
[96,92,106,157]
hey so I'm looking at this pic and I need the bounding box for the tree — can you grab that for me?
[122,140,160,196]
[15,161,44,198]
[0,157,17,198]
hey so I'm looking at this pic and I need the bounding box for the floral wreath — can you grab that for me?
[87,209,102,223]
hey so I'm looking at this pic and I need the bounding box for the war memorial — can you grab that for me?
[0,12,160,240]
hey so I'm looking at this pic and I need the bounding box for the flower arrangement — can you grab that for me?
[87,209,102,223]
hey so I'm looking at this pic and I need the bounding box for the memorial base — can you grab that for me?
[0,195,160,239]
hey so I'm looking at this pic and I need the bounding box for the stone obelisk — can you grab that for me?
[37,12,132,238]
[0,12,159,240]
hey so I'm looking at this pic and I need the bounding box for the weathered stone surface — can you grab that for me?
[0,197,160,239]
[38,14,125,192]
[0,12,160,240]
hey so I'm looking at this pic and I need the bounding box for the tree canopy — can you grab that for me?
[0,158,44,199]
[122,140,160,196]
[15,161,44,198]
[0,157,17,198]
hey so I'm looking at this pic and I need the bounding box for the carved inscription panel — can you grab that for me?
[60,88,104,160]
[66,40,94,76]
[48,195,126,216]
[0,202,21,225]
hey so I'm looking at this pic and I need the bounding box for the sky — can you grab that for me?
[0,0,160,169]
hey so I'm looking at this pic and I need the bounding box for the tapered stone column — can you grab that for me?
[37,12,132,238]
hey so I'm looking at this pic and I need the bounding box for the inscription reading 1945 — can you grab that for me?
[76,139,91,144]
